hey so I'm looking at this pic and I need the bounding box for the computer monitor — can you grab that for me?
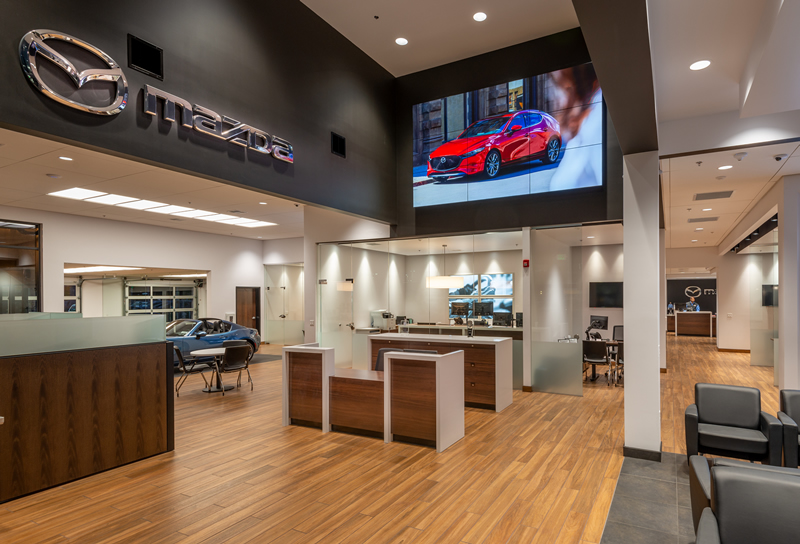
[395,315,406,324]
[493,312,512,327]
[450,302,470,317]
[515,312,523,327]
[589,315,608,330]
[473,301,494,317]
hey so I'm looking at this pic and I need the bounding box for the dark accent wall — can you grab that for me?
[667,279,717,312]
[394,29,623,236]
[0,0,396,223]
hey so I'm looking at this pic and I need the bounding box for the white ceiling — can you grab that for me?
[661,141,800,248]
[0,129,304,240]
[299,0,578,77]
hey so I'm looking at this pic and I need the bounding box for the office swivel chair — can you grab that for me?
[609,325,623,358]
[582,340,612,385]
[778,389,800,467]
[685,383,782,465]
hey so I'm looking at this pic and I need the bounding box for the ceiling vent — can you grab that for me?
[228,210,245,214]
[688,217,719,223]
[693,191,733,201]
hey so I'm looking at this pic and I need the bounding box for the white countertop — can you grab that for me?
[403,324,522,332]
[369,332,511,345]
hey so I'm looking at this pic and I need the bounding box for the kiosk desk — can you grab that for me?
[674,311,716,337]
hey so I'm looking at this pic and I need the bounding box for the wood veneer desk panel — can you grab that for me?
[369,333,512,412]
[0,342,172,504]
[329,368,384,436]
[675,311,714,337]
[282,345,335,431]
[384,351,465,453]
[667,315,675,332]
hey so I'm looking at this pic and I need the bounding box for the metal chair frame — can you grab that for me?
[174,346,211,397]
[215,344,253,396]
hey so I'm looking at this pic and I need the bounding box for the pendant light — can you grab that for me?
[426,245,465,289]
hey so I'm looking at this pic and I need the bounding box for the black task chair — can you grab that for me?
[223,339,254,361]
[612,342,624,387]
[582,340,612,385]
[609,325,624,358]
[215,344,253,395]
[778,389,800,467]
[685,383,782,465]
[174,346,213,397]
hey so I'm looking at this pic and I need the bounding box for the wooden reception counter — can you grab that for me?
[674,311,717,337]
[282,344,465,452]
[368,333,513,412]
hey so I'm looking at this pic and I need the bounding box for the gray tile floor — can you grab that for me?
[600,452,696,544]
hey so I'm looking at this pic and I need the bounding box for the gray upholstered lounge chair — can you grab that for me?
[694,463,800,543]
[685,383,782,466]
[778,389,800,468]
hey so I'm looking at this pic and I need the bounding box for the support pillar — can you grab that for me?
[779,175,800,389]
[623,151,662,460]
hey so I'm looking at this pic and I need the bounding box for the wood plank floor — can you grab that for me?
[0,337,774,543]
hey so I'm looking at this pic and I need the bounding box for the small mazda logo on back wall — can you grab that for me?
[685,286,702,298]
[19,29,128,115]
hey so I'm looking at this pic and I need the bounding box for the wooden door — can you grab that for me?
[235,287,260,333]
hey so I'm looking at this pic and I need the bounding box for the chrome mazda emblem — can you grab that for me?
[19,29,128,115]
[440,157,446,164]
[685,286,702,298]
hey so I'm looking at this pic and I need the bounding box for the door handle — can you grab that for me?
[279,314,286,319]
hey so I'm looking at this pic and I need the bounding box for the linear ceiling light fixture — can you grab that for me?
[84,194,138,205]
[64,265,144,274]
[426,245,465,289]
[146,205,194,214]
[47,187,107,200]
[117,199,168,210]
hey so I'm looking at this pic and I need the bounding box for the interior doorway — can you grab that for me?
[264,264,304,346]
[235,286,261,335]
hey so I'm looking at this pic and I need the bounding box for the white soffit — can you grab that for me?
[661,141,800,249]
[0,128,304,241]
[298,0,578,76]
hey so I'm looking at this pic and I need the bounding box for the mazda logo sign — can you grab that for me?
[685,286,702,298]
[19,29,128,115]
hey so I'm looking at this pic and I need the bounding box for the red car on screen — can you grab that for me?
[427,110,561,181]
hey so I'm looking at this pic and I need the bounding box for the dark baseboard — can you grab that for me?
[623,442,662,462]
[717,348,750,353]
[660,368,667,374]
[522,385,532,392]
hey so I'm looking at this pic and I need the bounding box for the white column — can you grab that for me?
[779,175,800,389]
[623,151,662,456]
[659,229,667,370]
[522,227,532,389]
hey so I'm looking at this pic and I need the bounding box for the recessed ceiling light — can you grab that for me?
[217,217,259,225]
[64,266,143,274]
[702,208,712,211]
[259,202,267,205]
[84,194,138,205]
[241,221,277,228]
[48,187,107,200]
[586,236,595,239]
[196,214,237,222]
[171,209,217,218]
[58,156,73,161]
[690,60,711,71]
[695,228,704,231]
[473,12,487,22]
[395,37,408,46]
[146,205,194,214]
[692,240,698,243]
[718,165,732,170]
[45,173,61,179]
[117,199,167,210]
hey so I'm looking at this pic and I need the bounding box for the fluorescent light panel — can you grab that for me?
[196,214,237,222]
[217,217,258,225]
[146,205,194,214]
[172,209,216,218]
[117,199,167,210]
[84,194,138,205]
[48,187,107,200]
[64,266,144,274]
[162,273,208,278]
[240,221,277,228]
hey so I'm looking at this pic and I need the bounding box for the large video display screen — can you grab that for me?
[412,63,603,208]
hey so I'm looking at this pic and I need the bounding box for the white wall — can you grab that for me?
[0,204,264,330]
[263,237,304,265]
[304,206,390,343]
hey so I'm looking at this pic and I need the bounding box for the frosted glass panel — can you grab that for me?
[0,312,82,321]
[750,252,778,367]
[0,315,166,357]
[531,341,583,396]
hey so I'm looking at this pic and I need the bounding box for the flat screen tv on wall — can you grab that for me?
[590,282,623,308]
[412,63,603,208]
[762,284,778,307]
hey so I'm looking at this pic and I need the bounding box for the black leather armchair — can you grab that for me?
[778,389,800,467]
[694,464,800,544]
[685,383,782,466]
[688,455,800,533]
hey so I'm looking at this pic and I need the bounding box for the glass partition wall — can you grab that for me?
[264,264,305,346]
[743,229,779,380]
[0,220,41,314]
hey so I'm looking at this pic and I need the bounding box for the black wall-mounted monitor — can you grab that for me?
[450,301,470,317]
[589,315,608,330]
[762,285,778,307]
[590,282,623,308]
[473,301,494,317]
[493,312,512,327]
